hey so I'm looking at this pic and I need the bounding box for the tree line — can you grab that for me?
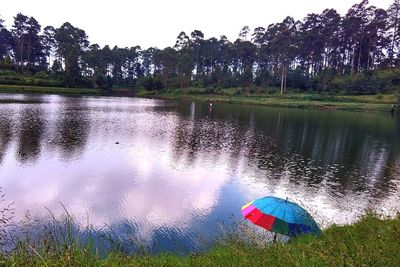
[1,0,400,94]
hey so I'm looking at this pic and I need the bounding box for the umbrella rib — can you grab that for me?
[288,204,299,224]
[257,200,287,221]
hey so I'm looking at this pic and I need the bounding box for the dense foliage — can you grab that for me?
[1,0,400,94]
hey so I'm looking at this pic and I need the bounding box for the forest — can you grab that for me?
[1,0,400,95]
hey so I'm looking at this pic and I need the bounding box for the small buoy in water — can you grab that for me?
[115,142,119,144]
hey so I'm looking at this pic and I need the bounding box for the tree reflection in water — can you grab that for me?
[51,98,90,160]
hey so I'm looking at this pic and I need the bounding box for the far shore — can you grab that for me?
[0,84,399,112]
[0,84,136,97]
[139,88,399,113]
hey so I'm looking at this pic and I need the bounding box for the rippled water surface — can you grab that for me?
[0,94,399,252]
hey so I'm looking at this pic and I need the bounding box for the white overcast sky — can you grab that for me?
[1,0,393,49]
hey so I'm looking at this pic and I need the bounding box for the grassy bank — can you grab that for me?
[0,84,139,97]
[138,88,399,112]
[1,214,399,266]
[1,84,399,112]
[0,84,104,96]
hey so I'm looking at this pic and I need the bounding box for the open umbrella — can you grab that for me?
[241,196,320,238]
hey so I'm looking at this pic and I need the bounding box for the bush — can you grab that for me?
[0,69,19,77]
[34,71,51,79]
[137,76,164,91]
[299,68,400,95]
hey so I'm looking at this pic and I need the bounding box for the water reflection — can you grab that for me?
[51,99,90,160]
[0,110,12,165]
[174,102,400,196]
[16,106,46,164]
[0,95,399,253]
[172,101,400,224]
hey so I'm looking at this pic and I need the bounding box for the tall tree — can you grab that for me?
[298,13,324,76]
[41,26,56,69]
[190,30,204,79]
[342,0,370,74]
[388,0,400,66]
[126,46,141,85]
[85,44,103,88]
[0,17,13,61]
[239,26,250,41]
[266,17,297,94]
[177,48,193,88]
[55,22,89,87]
[363,7,389,70]
[11,13,29,72]
[11,14,44,72]
[319,9,341,72]
[155,47,178,87]
[233,39,256,89]
[174,31,190,50]
[111,46,129,85]
[25,16,44,69]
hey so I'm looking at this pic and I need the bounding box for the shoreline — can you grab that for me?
[139,90,398,113]
[1,214,399,266]
[0,84,398,113]
[0,84,136,97]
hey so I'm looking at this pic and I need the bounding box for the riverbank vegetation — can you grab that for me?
[0,83,396,111]
[0,84,103,95]
[0,84,138,96]
[138,88,398,111]
[1,1,400,98]
[0,213,399,266]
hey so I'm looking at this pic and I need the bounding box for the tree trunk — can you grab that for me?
[196,48,199,79]
[280,65,285,95]
[284,67,287,93]
[210,55,213,74]
[27,42,31,70]
[357,39,362,73]
[20,42,24,74]
[367,41,371,70]
[390,6,399,68]
[351,46,356,76]
[92,69,96,88]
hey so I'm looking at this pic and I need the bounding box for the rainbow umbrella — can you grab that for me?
[241,196,320,237]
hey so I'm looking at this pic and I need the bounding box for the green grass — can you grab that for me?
[1,213,399,266]
[0,70,63,87]
[0,84,105,96]
[1,83,399,112]
[0,85,138,97]
[139,88,399,112]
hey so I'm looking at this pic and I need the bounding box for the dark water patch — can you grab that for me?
[0,99,45,104]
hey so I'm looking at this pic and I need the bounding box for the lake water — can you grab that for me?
[0,94,399,253]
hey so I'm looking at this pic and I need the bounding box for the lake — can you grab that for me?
[0,94,399,253]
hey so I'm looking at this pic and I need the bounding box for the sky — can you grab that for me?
[1,0,394,49]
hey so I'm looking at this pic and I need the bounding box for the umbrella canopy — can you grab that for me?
[241,196,320,237]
